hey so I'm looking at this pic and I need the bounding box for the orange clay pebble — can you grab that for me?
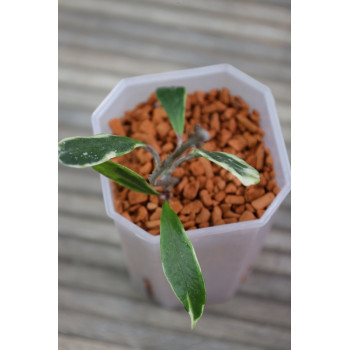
[177,177,188,192]
[114,200,123,213]
[244,186,265,202]
[235,205,245,214]
[236,111,259,133]
[212,206,224,225]
[214,191,225,203]
[210,112,220,132]
[135,206,148,221]
[183,181,200,200]
[139,162,152,175]
[226,183,237,193]
[198,157,214,178]
[225,195,245,205]
[202,100,226,113]
[196,207,211,224]
[245,154,257,168]
[109,118,126,136]
[223,210,240,219]
[156,122,171,138]
[181,200,203,215]
[145,220,161,229]
[257,209,265,218]
[239,211,256,222]
[251,192,275,210]
[221,108,235,121]
[189,161,205,176]
[183,221,196,230]
[219,88,230,105]
[169,200,183,214]
[199,189,213,207]
[193,105,200,119]
[256,146,265,171]
[147,202,158,210]
[153,107,167,122]
[236,187,244,196]
[259,173,267,187]
[206,179,214,193]
[162,142,174,153]
[129,204,141,212]
[273,186,280,196]
[243,131,258,148]
[245,203,255,212]
[139,119,156,136]
[267,179,277,192]
[224,217,238,224]
[228,135,247,152]
[149,195,159,205]
[121,212,131,221]
[148,229,160,236]
[218,128,232,147]
[217,179,226,191]
[266,155,274,168]
[198,176,207,189]
[172,167,185,178]
[128,192,148,205]
[150,207,162,221]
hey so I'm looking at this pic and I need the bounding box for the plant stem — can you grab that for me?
[168,153,199,174]
[142,145,161,167]
[149,125,210,187]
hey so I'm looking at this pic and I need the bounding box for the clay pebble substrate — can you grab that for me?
[109,88,280,235]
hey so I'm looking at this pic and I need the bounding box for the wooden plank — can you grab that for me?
[59,286,290,349]
[239,273,290,302]
[58,30,290,84]
[58,236,125,272]
[255,251,290,276]
[59,260,290,328]
[59,214,119,246]
[58,9,290,70]
[59,0,290,45]
[135,0,290,27]
[58,64,290,105]
[59,309,265,350]
[59,334,135,350]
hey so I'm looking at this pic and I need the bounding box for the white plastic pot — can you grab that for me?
[91,64,291,308]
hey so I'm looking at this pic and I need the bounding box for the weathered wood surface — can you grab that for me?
[58,0,291,349]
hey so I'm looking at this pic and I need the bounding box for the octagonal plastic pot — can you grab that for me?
[91,64,291,308]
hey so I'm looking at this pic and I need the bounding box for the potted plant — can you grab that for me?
[58,64,291,328]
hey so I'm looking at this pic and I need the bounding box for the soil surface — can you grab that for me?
[109,88,279,235]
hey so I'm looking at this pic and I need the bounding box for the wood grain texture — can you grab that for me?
[58,0,291,348]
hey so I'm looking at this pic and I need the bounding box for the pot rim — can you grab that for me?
[91,63,291,244]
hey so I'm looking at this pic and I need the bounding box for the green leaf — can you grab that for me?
[156,86,186,135]
[93,161,159,195]
[160,201,206,328]
[192,149,260,186]
[58,134,145,168]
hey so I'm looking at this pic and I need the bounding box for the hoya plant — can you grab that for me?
[58,86,260,328]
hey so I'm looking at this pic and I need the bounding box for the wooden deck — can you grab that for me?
[58,1,291,349]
